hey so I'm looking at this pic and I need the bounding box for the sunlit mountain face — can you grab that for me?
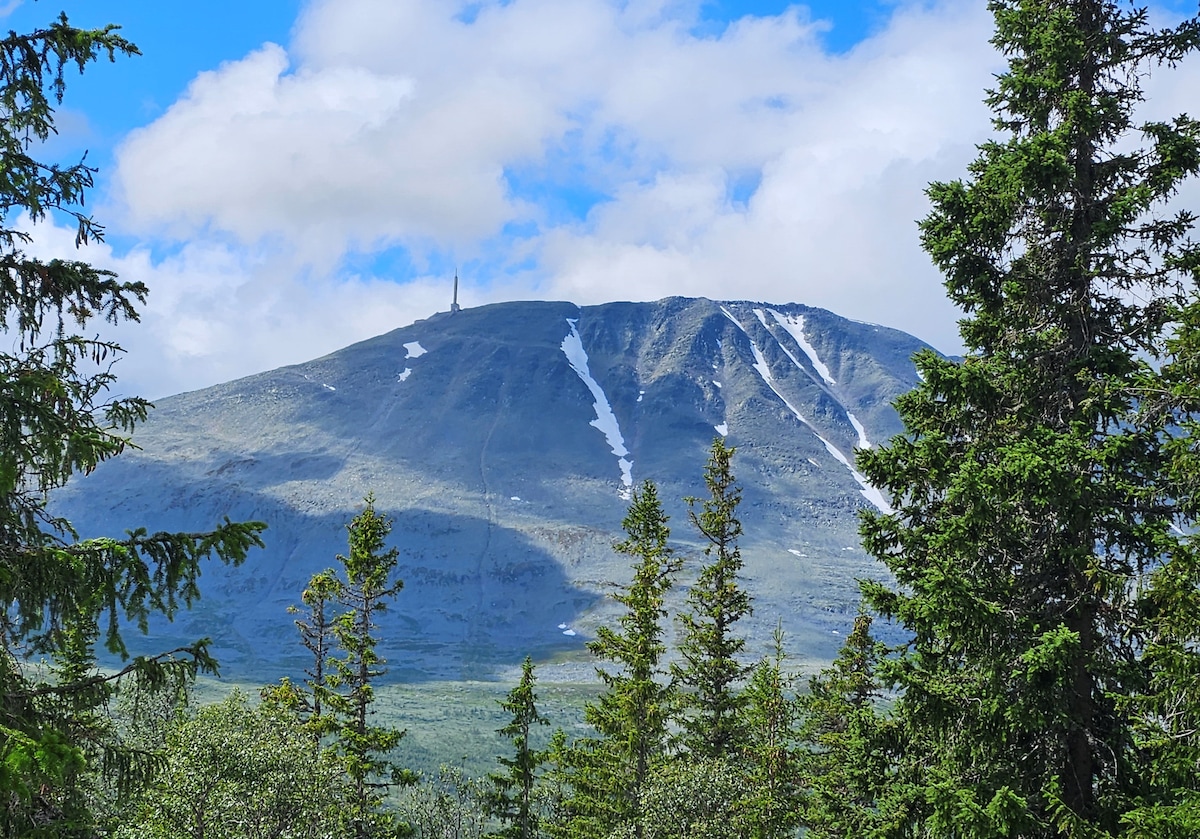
[56,297,932,681]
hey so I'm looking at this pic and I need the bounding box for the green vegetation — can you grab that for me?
[325,497,414,838]
[673,438,753,760]
[798,613,890,837]
[562,480,680,838]
[113,691,348,839]
[259,498,415,837]
[485,657,551,839]
[0,14,265,838]
[854,0,1200,834]
[739,625,805,838]
[6,2,1200,838]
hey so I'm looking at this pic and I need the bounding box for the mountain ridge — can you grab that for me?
[54,296,931,681]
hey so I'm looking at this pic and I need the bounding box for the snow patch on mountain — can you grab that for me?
[726,309,891,513]
[847,412,871,449]
[761,309,870,449]
[397,340,426,382]
[561,318,634,496]
[751,309,815,384]
[768,310,836,385]
[816,433,890,512]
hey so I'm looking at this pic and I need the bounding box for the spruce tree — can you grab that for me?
[325,495,412,839]
[538,729,576,839]
[297,570,340,720]
[569,479,680,838]
[486,656,550,839]
[0,16,265,835]
[738,624,804,839]
[855,1,1200,833]
[264,568,343,739]
[798,613,891,838]
[674,438,752,759]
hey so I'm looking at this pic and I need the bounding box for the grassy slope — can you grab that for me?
[191,673,598,779]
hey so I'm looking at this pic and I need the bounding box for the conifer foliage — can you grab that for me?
[486,656,550,839]
[568,479,680,838]
[855,0,1200,833]
[799,613,890,838]
[739,625,805,839]
[293,569,342,732]
[674,438,753,759]
[324,496,412,838]
[0,15,266,836]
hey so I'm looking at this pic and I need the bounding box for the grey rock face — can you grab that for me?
[54,297,930,680]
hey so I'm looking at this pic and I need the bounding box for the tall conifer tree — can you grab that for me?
[799,613,891,838]
[0,16,266,834]
[296,570,341,723]
[739,624,804,839]
[486,656,550,839]
[856,1,1200,834]
[569,480,680,838]
[262,500,413,837]
[325,495,412,839]
[674,438,752,759]
[262,569,344,741]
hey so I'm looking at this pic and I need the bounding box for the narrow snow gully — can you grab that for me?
[765,310,835,385]
[765,308,872,450]
[723,307,891,513]
[561,318,634,498]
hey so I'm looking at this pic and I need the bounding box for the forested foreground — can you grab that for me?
[8,438,874,839]
[6,0,1200,837]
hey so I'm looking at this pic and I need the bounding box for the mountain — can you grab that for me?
[54,297,931,681]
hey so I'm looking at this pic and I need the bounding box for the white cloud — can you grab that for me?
[75,0,1200,398]
[114,42,553,264]
[16,215,453,400]
[522,0,1001,340]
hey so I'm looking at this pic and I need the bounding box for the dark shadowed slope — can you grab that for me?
[54,297,932,680]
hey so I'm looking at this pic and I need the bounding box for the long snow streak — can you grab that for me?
[767,309,836,385]
[846,412,871,449]
[561,318,634,495]
[753,309,810,378]
[763,309,871,449]
[726,308,890,513]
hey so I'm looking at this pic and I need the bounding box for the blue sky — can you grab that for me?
[6,1,1198,398]
[12,0,886,176]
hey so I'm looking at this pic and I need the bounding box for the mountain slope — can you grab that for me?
[54,297,931,680]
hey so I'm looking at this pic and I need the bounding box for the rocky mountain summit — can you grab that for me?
[55,297,933,680]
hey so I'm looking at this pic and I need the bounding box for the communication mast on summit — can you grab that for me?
[451,270,462,314]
